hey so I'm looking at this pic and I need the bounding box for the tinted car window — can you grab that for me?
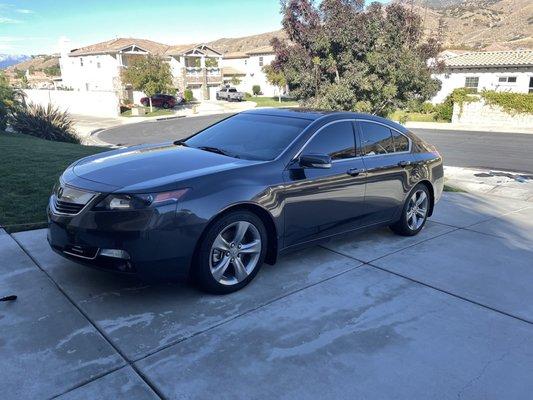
[392,130,409,152]
[229,88,237,92]
[185,114,310,161]
[359,122,395,155]
[303,121,355,160]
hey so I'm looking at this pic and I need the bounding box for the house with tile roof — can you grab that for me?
[221,45,281,97]
[59,38,223,100]
[431,50,533,103]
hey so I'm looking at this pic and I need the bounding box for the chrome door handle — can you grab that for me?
[398,161,412,168]
[347,168,364,177]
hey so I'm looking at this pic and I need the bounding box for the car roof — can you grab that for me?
[241,108,408,132]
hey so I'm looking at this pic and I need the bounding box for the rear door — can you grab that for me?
[356,120,414,225]
[282,120,367,247]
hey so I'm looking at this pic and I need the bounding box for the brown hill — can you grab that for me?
[208,30,286,54]
[5,54,60,75]
[412,0,533,50]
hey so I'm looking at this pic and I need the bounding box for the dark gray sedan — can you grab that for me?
[47,109,443,293]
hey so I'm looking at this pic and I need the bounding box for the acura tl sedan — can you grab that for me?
[48,109,443,294]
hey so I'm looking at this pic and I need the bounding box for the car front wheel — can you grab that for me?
[193,211,267,294]
[390,184,430,236]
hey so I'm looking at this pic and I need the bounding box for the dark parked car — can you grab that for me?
[47,109,443,294]
[140,94,180,109]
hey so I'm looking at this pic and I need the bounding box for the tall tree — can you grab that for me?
[121,55,173,112]
[271,0,441,116]
[0,72,24,130]
[263,65,287,103]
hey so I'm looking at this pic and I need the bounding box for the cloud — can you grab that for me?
[15,8,33,14]
[0,16,22,23]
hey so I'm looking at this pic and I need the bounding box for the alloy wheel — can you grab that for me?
[406,189,428,231]
[209,221,262,286]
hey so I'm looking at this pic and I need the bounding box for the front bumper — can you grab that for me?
[47,196,204,279]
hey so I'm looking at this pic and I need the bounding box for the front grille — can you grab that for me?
[52,184,96,215]
[54,198,85,215]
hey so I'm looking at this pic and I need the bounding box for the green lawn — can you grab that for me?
[249,96,299,108]
[121,106,175,117]
[0,132,106,232]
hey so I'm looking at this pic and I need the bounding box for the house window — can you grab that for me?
[97,62,101,69]
[259,56,264,67]
[80,58,84,67]
[498,76,517,83]
[244,59,247,66]
[464,76,479,91]
[529,77,533,93]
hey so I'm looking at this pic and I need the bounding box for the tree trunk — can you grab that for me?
[278,87,282,103]
[149,97,153,113]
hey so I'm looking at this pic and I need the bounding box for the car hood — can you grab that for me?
[70,143,258,192]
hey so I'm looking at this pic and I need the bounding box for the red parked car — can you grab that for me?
[140,94,181,109]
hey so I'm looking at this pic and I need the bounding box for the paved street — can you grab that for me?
[97,114,533,173]
[2,192,533,399]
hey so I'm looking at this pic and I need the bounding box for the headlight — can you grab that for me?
[93,189,190,211]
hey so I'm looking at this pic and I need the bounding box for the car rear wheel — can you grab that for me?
[390,184,430,236]
[141,100,149,107]
[162,102,170,109]
[193,211,267,294]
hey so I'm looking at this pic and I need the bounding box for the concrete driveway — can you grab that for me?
[1,192,532,399]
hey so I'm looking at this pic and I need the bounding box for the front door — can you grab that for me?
[282,120,367,247]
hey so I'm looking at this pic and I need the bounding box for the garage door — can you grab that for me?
[190,86,202,101]
[208,86,219,101]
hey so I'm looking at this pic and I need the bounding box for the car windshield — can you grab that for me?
[184,114,310,161]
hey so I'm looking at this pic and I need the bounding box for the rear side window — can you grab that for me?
[359,122,395,155]
[392,130,409,152]
[303,121,355,160]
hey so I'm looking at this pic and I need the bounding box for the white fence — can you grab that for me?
[22,89,121,118]
[452,98,533,129]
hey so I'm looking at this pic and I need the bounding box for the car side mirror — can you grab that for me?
[299,154,332,169]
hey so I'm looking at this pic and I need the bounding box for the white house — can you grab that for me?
[431,50,533,104]
[221,45,281,97]
[60,38,223,101]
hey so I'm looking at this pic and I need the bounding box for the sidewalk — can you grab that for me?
[404,120,533,134]
[445,166,533,202]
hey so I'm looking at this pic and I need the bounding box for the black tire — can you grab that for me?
[389,183,431,236]
[141,100,149,107]
[162,102,170,109]
[192,211,267,294]
[216,95,220,100]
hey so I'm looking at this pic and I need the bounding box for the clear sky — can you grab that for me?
[0,0,388,55]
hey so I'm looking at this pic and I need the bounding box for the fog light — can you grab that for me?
[99,249,130,259]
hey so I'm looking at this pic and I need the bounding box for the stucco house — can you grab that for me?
[60,38,223,100]
[221,45,280,97]
[431,50,533,104]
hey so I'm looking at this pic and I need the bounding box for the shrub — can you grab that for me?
[0,102,8,130]
[252,85,261,96]
[433,88,477,122]
[481,91,533,115]
[11,103,79,143]
[183,89,194,102]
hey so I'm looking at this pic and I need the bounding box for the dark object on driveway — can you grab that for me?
[216,87,244,102]
[47,109,443,294]
[0,295,17,302]
[140,94,180,109]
